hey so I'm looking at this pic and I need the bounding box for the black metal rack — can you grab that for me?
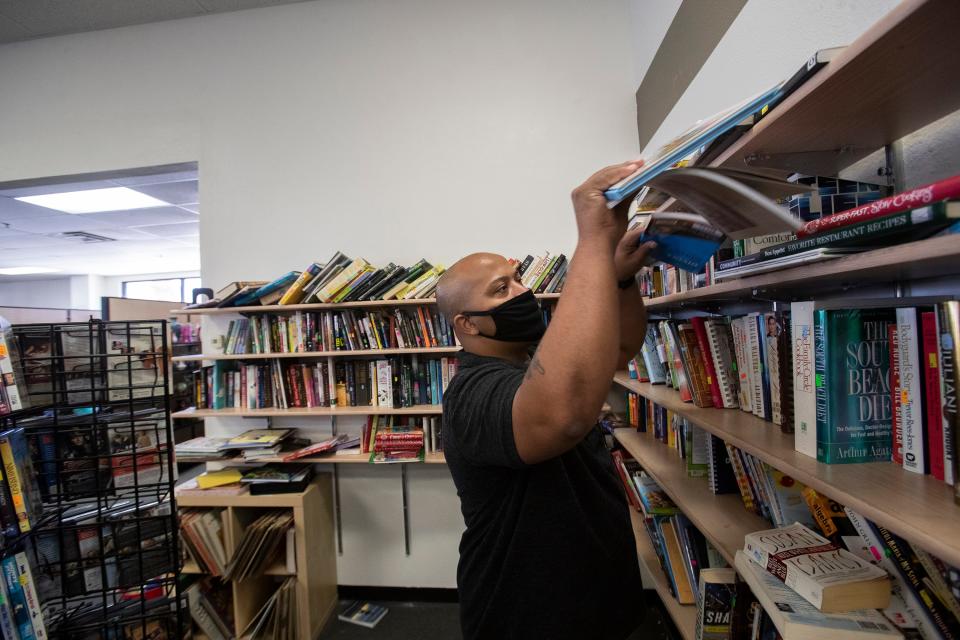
[0,319,183,640]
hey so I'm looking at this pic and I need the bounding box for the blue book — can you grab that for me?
[229,271,300,307]
[2,555,34,640]
[604,83,783,205]
[632,212,726,272]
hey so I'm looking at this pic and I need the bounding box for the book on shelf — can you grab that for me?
[196,468,243,489]
[186,578,235,640]
[734,550,901,639]
[628,210,726,272]
[227,428,292,449]
[744,522,890,613]
[278,261,322,305]
[240,576,297,640]
[696,568,736,640]
[0,317,30,415]
[634,471,678,517]
[370,424,425,463]
[339,601,388,629]
[224,509,295,582]
[940,301,960,493]
[180,509,229,576]
[281,433,353,461]
[0,428,43,534]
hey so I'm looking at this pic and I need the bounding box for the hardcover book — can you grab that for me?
[814,307,896,464]
[696,568,736,640]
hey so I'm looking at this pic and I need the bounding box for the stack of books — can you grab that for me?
[175,436,234,462]
[514,252,568,294]
[240,463,313,494]
[226,428,292,458]
[180,509,229,575]
[370,425,425,463]
[362,415,441,455]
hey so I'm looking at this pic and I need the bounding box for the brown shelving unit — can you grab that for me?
[172,346,462,362]
[177,477,338,639]
[169,292,560,316]
[172,404,442,418]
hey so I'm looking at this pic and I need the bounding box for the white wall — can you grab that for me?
[0,0,638,588]
[0,278,73,308]
[642,0,901,159]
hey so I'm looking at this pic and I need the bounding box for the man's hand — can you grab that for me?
[614,226,657,282]
[570,160,643,250]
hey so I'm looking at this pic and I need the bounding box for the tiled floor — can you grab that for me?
[318,594,677,639]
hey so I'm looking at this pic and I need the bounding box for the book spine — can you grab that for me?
[814,309,830,463]
[871,523,960,639]
[922,311,945,480]
[745,316,764,419]
[889,324,903,465]
[897,308,926,474]
[0,436,29,533]
[16,553,46,640]
[791,302,817,458]
[691,318,723,408]
[2,555,34,640]
[796,174,960,237]
[939,302,959,490]
[0,573,18,640]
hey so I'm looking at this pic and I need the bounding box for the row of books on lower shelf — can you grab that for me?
[631,298,960,497]
[217,305,457,355]
[613,440,960,639]
[193,356,459,410]
[176,417,441,467]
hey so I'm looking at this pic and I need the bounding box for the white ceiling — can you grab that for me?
[0,0,313,45]
[0,163,200,277]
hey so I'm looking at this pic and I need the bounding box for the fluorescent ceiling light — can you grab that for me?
[15,187,168,213]
[0,267,60,275]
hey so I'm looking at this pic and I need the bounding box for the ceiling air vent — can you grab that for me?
[59,231,117,243]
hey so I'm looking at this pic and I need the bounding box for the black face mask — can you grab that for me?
[461,290,546,343]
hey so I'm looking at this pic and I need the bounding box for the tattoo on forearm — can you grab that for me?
[525,354,546,380]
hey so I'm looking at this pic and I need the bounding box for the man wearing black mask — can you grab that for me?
[436,161,656,640]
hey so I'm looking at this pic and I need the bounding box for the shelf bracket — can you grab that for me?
[401,463,412,556]
[743,146,866,173]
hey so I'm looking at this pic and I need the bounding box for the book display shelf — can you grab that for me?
[169,293,561,467]
[615,1,960,637]
[177,476,337,639]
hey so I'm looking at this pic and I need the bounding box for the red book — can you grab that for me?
[921,311,945,481]
[690,317,724,408]
[610,450,641,511]
[889,325,902,465]
[796,174,960,237]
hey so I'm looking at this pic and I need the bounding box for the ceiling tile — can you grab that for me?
[128,180,198,206]
[4,213,90,234]
[81,206,198,227]
[135,221,200,238]
[0,178,123,198]
[178,203,200,214]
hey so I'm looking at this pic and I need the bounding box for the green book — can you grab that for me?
[814,307,896,463]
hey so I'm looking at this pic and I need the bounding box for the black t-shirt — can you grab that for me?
[442,351,645,640]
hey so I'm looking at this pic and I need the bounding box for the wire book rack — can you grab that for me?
[0,319,184,640]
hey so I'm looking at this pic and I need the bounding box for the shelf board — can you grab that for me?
[170,293,561,316]
[172,346,462,362]
[644,235,960,310]
[181,560,203,575]
[628,509,697,640]
[263,560,295,576]
[613,373,960,567]
[176,478,321,507]
[172,405,443,418]
[613,428,767,566]
[711,0,960,176]
[248,451,446,465]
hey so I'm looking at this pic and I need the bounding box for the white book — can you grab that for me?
[743,523,889,613]
[327,356,337,407]
[376,360,392,408]
[16,552,47,640]
[705,318,739,408]
[844,507,934,638]
[896,308,925,474]
[792,301,817,458]
[735,551,901,640]
[745,314,765,419]
[440,357,450,391]
[286,527,297,573]
[246,365,257,409]
[730,317,753,413]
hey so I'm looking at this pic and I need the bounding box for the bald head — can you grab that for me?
[436,253,507,321]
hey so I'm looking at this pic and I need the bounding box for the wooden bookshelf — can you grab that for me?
[172,404,442,418]
[172,346,462,362]
[627,509,696,640]
[170,292,561,316]
[613,428,767,566]
[613,373,960,567]
[643,235,960,311]
[177,476,337,639]
[248,451,447,465]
